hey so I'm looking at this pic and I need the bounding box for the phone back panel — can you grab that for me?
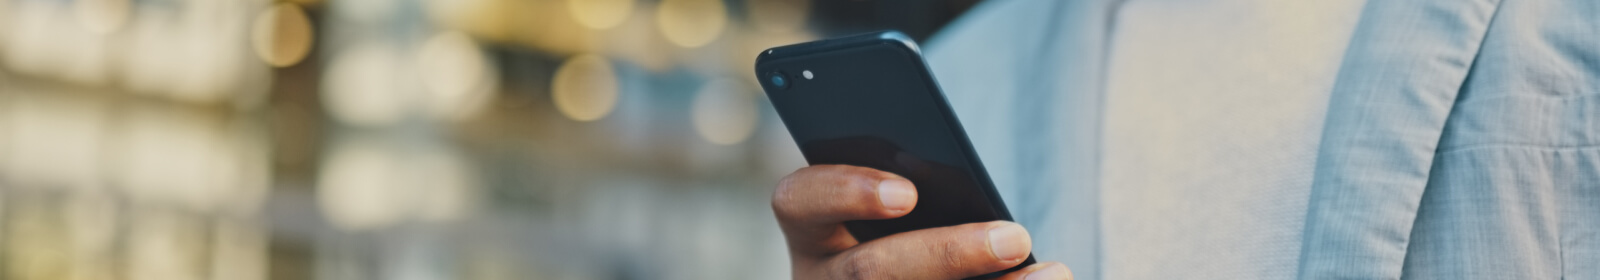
[756,33,1028,271]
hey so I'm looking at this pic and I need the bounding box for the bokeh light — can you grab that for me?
[316,139,407,231]
[316,136,480,231]
[110,107,268,214]
[118,0,260,104]
[566,0,634,30]
[552,54,620,121]
[0,0,981,279]
[603,6,676,72]
[0,94,107,191]
[692,78,760,145]
[251,3,315,67]
[656,0,727,47]
[322,43,408,126]
[6,1,117,86]
[418,30,497,122]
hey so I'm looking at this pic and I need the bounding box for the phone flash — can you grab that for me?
[802,70,815,80]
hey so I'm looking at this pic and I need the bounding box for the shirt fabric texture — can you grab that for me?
[922,0,1600,279]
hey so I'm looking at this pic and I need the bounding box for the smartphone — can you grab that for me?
[755,31,1034,277]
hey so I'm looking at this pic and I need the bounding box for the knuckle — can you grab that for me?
[817,164,874,179]
[935,235,973,271]
[836,249,890,280]
[770,165,853,211]
[772,164,893,223]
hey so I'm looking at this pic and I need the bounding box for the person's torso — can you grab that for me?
[927,0,1600,279]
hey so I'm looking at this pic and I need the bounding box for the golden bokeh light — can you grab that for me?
[656,0,727,48]
[551,54,619,122]
[251,3,315,67]
[747,0,811,33]
[322,43,407,126]
[0,95,107,191]
[510,0,602,57]
[566,0,634,30]
[110,108,268,214]
[316,140,406,231]
[692,78,759,145]
[317,137,479,231]
[418,31,497,122]
[5,2,117,86]
[0,0,884,277]
[604,9,675,72]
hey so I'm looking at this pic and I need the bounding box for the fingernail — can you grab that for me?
[1025,263,1071,280]
[876,179,916,212]
[987,223,1031,261]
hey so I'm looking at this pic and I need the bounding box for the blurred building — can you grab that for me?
[0,0,977,279]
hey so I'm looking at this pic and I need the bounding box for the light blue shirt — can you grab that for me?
[924,0,1600,279]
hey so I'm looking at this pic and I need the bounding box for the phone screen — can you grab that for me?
[755,31,1034,277]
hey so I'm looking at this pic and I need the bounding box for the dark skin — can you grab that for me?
[772,164,1074,280]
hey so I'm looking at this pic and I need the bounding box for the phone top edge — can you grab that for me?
[876,31,921,54]
[754,30,920,71]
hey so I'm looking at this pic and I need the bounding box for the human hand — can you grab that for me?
[772,164,1073,279]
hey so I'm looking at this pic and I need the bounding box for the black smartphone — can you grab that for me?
[755,31,1034,277]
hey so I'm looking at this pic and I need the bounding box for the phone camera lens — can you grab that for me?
[769,72,790,89]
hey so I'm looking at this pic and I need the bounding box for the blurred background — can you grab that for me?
[0,0,982,279]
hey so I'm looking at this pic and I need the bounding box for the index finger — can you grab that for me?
[772,165,918,255]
